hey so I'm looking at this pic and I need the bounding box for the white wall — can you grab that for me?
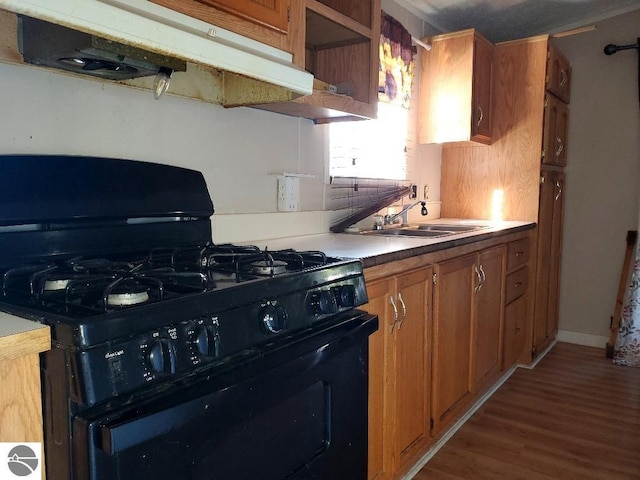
[0,62,325,215]
[0,1,437,243]
[555,10,640,341]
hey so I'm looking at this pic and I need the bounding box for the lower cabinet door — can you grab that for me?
[473,246,505,391]
[432,254,475,434]
[364,267,432,480]
[392,268,432,472]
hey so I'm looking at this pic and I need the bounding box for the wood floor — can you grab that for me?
[414,342,640,480]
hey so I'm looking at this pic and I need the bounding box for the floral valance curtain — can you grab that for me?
[379,11,416,109]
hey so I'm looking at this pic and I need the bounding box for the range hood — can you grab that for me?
[0,0,313,95]
[19,16,188,81]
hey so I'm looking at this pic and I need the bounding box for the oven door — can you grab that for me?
[72,312,377,480]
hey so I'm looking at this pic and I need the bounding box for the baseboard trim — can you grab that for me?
[517,339,557,370]
[556,330,608,348]
[402,365,518,480]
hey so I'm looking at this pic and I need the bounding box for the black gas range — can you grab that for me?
[0,155,377,480]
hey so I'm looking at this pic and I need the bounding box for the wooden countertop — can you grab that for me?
[0,312,50,362]
[250,220,535,268]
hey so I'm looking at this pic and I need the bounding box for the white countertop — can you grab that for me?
[0,311,50,362]
[248,220,535,268]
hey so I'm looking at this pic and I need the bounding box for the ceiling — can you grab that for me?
[396,0,640,43]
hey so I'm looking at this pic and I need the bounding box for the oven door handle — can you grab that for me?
[98,394,210,455]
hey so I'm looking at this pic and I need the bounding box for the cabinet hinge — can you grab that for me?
[532,344,538,356]
[287,6,290,23]
[432,273,437,285]
[544,96,549,108]
[541,149,546,161]
[540,174,546,185]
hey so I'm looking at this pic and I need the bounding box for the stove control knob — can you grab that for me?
[147,338,176,374]
[195,325,221,358]
[310,290,338,315]
[262,304,287,334]
[334,285,357,308]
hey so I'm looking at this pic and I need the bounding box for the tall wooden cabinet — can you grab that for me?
[437,34,571,362]
[533,169,565,355]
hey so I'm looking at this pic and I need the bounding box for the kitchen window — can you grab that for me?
[329,11,415,182]
[329,101,409,180]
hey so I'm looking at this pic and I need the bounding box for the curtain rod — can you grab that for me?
[411,36,432,51]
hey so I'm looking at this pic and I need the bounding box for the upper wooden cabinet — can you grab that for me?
[542,93,569,166]
[257,0,381,122]
[546,42,571,103]
[199,0,291,33]
[151,0,381,122]
[150,0,298,58]
[419,29,494,145]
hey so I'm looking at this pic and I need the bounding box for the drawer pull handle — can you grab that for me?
[396,293,407,329]
[514,282,523,288]
[389,296,399,333]
[515,251,524,257]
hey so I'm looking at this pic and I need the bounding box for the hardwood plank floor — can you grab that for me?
[414,342,640,479]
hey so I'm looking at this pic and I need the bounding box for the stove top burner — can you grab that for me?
[0,244,345,318]
[43,277,71,291]
[251,259,288,276]
[107,284,150,307]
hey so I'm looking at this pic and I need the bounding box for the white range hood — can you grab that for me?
[0,0,313,96]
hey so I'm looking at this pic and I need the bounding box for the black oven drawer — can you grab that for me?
[72,312,377,480]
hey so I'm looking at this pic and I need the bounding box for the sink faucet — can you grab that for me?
[384,201,428,226]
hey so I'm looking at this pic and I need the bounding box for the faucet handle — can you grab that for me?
[420,202,428,216]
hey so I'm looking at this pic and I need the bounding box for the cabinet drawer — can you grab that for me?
[505,267,528,305]
[506,237,530,271]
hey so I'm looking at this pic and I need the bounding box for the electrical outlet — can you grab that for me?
[277,176,300,211]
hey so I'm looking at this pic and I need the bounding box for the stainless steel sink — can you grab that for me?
[367,228,449,237]
[360,223,488,238]
[417,224,487,232]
